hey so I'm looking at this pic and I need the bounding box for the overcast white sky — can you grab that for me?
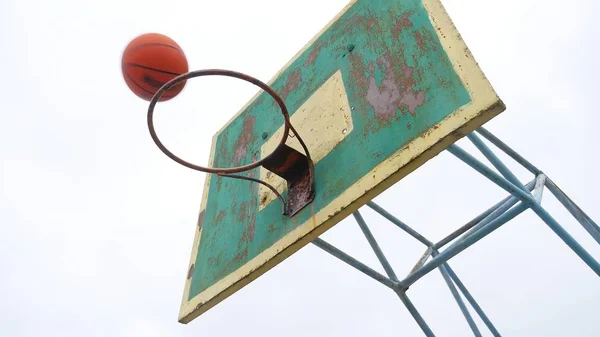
[2,0,600,336]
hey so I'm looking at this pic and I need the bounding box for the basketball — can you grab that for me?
[122,33,189,102]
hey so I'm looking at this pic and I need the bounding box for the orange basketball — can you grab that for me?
[122,33,189,102]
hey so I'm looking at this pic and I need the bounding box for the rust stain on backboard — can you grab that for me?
[304,42,324,66]
[215,133,229,168]
[215,210,226,224]
[339,14,378,34]
[207,252,223,268]
[254,95,265,107]
[238,231,248,249]
[213,248,248,281]
[239,202,248,223]
[248,216,256,242]
[233,117,256,165]
[414,30,439,53]
[349,54,369,97]
[392,12,413,38]
[400,12,413,27]
[414,31,425,52]
[280,69,302,100]
[398,63,426,116]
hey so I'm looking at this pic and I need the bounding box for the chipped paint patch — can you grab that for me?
[366,58,403,122]
[366,55,426,124]
[187,264,195,279]
[197,210,205,231]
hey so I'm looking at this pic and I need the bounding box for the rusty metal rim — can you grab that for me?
[147,68,314,215]
[147,68,294,174]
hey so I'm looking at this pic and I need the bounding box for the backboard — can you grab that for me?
[179,0,504,323]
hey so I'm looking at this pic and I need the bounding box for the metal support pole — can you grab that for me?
[447,144,600,276]
[468,132,529,193]
[353,211,399,281]
[433,179,535,250]
[400,202,529,288]
[397,291,436,337]
[354,211,440,335]
[310,130,596,336]
[476,127,541,175]
[435,252,482,337]
[443,263,502,337]
[439,189,527,255]
[545,177,600,245]
[311,238,397,289]
[366,202,433,247]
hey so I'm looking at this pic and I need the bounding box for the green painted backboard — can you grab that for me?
[180,0,504,323]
